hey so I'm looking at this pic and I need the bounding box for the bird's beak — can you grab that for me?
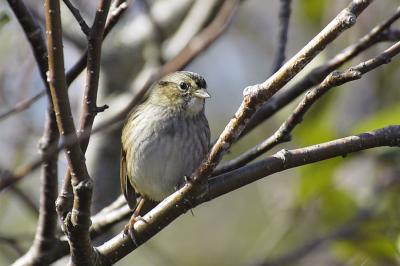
[194,88,211,99]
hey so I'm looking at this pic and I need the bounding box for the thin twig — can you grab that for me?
[215,40,400,175]
[0,2,129,191]
[90,204,132,239]
[56,0,112,222]
[6,0,48,89]
[44,0,96,264]
[97,124,400,264]
[6,1,60,266]
[271,0,292,74]
[205,126,400,201]
[95,1,372,263]
[62,0,91,36]
[0,91,46,121]
[0,0,240,194]
[240,6,400,139]
[0,1,128,123]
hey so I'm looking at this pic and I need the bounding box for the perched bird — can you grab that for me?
[120,71,211,232]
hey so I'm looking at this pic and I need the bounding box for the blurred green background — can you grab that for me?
[1,0,400,265]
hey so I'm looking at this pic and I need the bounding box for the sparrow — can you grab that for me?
[120,71,211,235]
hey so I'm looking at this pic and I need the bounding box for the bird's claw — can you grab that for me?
[123,215,148,245]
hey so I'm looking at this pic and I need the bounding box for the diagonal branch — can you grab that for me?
[215,40,400,174]
[0,1,128,191]
[206,125,400,201]
[95,1,372,263]
[240,5,400,139]
[62,0,91,36]
[98,124,400,263]
[0,1,128,123]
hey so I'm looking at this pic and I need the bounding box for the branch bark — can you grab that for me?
[0,1,128,191]
[62,0,91,36]
[240,5,400,139]
[215,40,400,175]
[0,1,128,123]
[6,1,60,265]
[56,0,112,223]
[271,0,292,73]
[95,1,373,263]
[44,0,97,264]
[97,124,399,264]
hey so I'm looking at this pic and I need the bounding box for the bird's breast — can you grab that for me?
[123,106,209,201]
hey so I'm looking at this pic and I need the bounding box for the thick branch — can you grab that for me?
[7,1,60,265]
[44,0,95,265]
[96,1,372,263]
[207,125,400,200]
[56,0,112,221]
[97,124,399,263]
[241,5,400,138]
[0,1,128,123]
[215,40,400,174]
[196,0,371,186]
[0,1,128,191]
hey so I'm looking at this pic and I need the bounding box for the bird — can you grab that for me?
[120,71,211,237]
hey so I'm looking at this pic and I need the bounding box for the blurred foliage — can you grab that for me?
[298,0,326,26]
[0,12,10,29]
[1,0,400,265]
[352,103,400,134]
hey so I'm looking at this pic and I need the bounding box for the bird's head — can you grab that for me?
[149,71,210,114]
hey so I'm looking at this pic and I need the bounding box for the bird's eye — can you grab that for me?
[179,82,190,91]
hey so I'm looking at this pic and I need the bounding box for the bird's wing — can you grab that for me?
[120,148,138,210]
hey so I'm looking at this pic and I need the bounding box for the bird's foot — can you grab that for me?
[123,214,148,245]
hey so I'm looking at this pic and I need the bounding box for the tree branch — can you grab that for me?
[207,125,400,201]
[271,0,292,74]
[62,0,91,36]
[240,5,400,139]
[44,0,97,264]
[56,0,112,223]
[95,1,372,263]
[6,1,60,265]
[97,124,399,264]
[0,1,128,191]
[0,1,128,123]
[215,40,400,175]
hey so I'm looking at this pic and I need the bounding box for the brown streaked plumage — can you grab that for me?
[120,71,210,228]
